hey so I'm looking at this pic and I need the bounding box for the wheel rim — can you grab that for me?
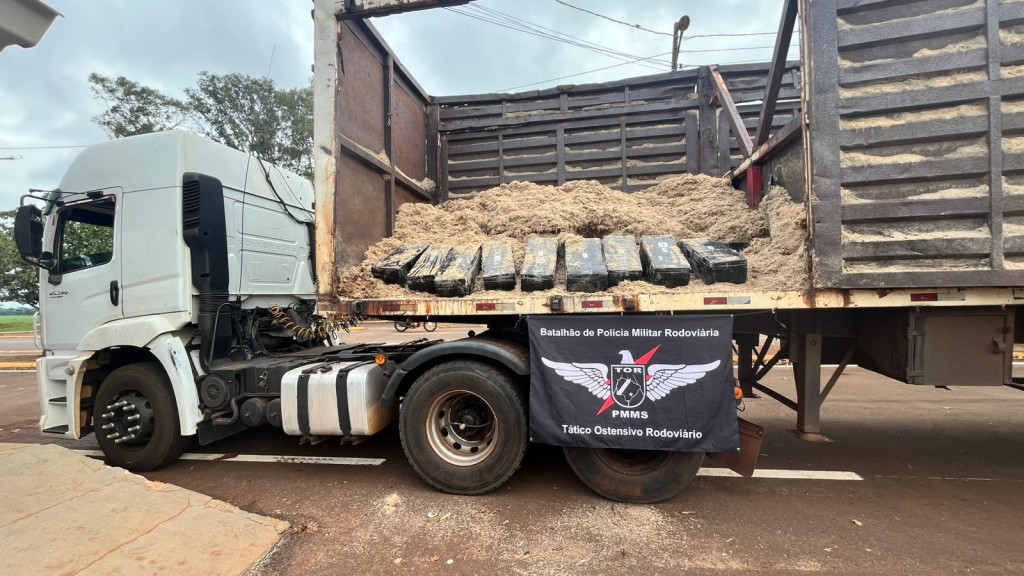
[593,448,671,476]
[99,390,156,449]
[424,321,437,332]
[425,390,497,466]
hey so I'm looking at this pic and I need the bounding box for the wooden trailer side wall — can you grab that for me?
[805,0,1024,289]
[436,63,801,199]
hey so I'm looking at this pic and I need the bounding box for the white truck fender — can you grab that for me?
[78,312,192,352]
[146,333,203,436]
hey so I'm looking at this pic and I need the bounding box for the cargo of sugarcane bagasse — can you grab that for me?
[640,236,691,288]
[565,238,608,293]
[602,235,643,286]
[370,244,429,285]
[434,245,482,297]
[521,237,558,292]
[481,241,516,291]
[679,238,747,285]
[406,245,444,292]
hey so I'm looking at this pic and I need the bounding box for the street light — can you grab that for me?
[0,155,23,160]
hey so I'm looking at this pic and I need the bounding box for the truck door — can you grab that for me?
[41,192,123,351]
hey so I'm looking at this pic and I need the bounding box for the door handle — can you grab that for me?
[109,280,119,306]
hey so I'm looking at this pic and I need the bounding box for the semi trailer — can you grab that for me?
[14,0,1024,503]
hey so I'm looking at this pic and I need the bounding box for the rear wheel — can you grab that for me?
[93,363,193,471]
[394,321,410,332]
[399,361,526,495]
[563,447,704,503]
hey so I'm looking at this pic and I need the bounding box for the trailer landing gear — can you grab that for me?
[736,331,857,443]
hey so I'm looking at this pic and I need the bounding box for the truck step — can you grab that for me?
[371,244,429,285]
[566,238,608,293]
[435,245,482,297]
[521,237,558,292]
[640,235,691,287]
[602,235,643,286]
[679,238,747,284]
[406,245,443,292]
[481,241,516,291]
[42,425,69,435]
[48,396,67,405]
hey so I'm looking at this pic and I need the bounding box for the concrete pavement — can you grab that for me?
[0,443,289,575]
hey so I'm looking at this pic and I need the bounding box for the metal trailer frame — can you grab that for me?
[312,0,1024,440]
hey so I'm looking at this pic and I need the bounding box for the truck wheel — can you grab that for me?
[93,363,193,472]
[562,447,704,504]
[400,361,526,495]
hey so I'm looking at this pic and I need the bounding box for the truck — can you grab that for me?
[13,0,1024,503]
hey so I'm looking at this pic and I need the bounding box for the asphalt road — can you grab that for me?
[3,325,1024,574]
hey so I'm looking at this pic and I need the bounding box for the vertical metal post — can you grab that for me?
[697,67,719,176]
[792,331,830,442]
[736,334,758,397]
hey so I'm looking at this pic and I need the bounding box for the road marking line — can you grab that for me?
[76,450,385,466]
[699,468,863,480]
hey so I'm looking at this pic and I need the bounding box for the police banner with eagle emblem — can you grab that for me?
[528,315,739,452]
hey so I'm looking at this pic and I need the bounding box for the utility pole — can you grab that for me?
[671,15,691,71]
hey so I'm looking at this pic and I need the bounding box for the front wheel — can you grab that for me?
[423,321,437,332]
[563,447,704,503]
[93,363,193,471]
[399,361,527,495]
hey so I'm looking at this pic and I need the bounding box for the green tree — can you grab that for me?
[0,210,39,308]
[88,73,193,138]
[186,73,313,179]
[87,71,313,179]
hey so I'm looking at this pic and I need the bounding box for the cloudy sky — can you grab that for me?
[0,0,795,210]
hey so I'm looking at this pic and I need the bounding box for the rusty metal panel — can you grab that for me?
[393,84,428,183]
[803,0,1024,289]
[335,154,388,269]
[338,22,386,154]
[327,18,433,297]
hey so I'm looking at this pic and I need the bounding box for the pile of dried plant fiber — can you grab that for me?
[338,175,808,299]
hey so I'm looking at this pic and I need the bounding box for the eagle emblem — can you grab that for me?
[541,347,721,415]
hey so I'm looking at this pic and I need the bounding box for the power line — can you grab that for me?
[551,0,673,37]
[445,7,668,71]
[447,6,666,70]
[0,145,91,150]
[467,4,672,66]
[497,52,675,92]
[684,31,795,39]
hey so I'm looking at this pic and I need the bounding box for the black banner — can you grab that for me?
[528,315,738,452]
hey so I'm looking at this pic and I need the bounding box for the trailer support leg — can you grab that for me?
[791,332,832,443]
[736,334,759,398]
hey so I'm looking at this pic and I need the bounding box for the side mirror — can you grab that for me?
[13,205,51,270]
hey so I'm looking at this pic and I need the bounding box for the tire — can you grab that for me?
[399,360,527,495]
[394,321,410,332]
[93,363,193,472]
[423,321,437,332]
[562,447,704,504]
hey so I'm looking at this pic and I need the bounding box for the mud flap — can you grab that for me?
[706,418,764,477]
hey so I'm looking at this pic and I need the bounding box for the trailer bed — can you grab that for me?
[337,287,1024,319]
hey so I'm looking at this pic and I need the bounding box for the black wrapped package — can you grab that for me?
[481,241,516,291]
[406,245,443,293]
[435,245,482,297]
[678,238,747,284]
[640,235,690,288]
[565,238,608,293]
[370,244,428,285]
[602,235,643,286]
[521,237,558,292]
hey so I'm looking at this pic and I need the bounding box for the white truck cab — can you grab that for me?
[16,131,325,467]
